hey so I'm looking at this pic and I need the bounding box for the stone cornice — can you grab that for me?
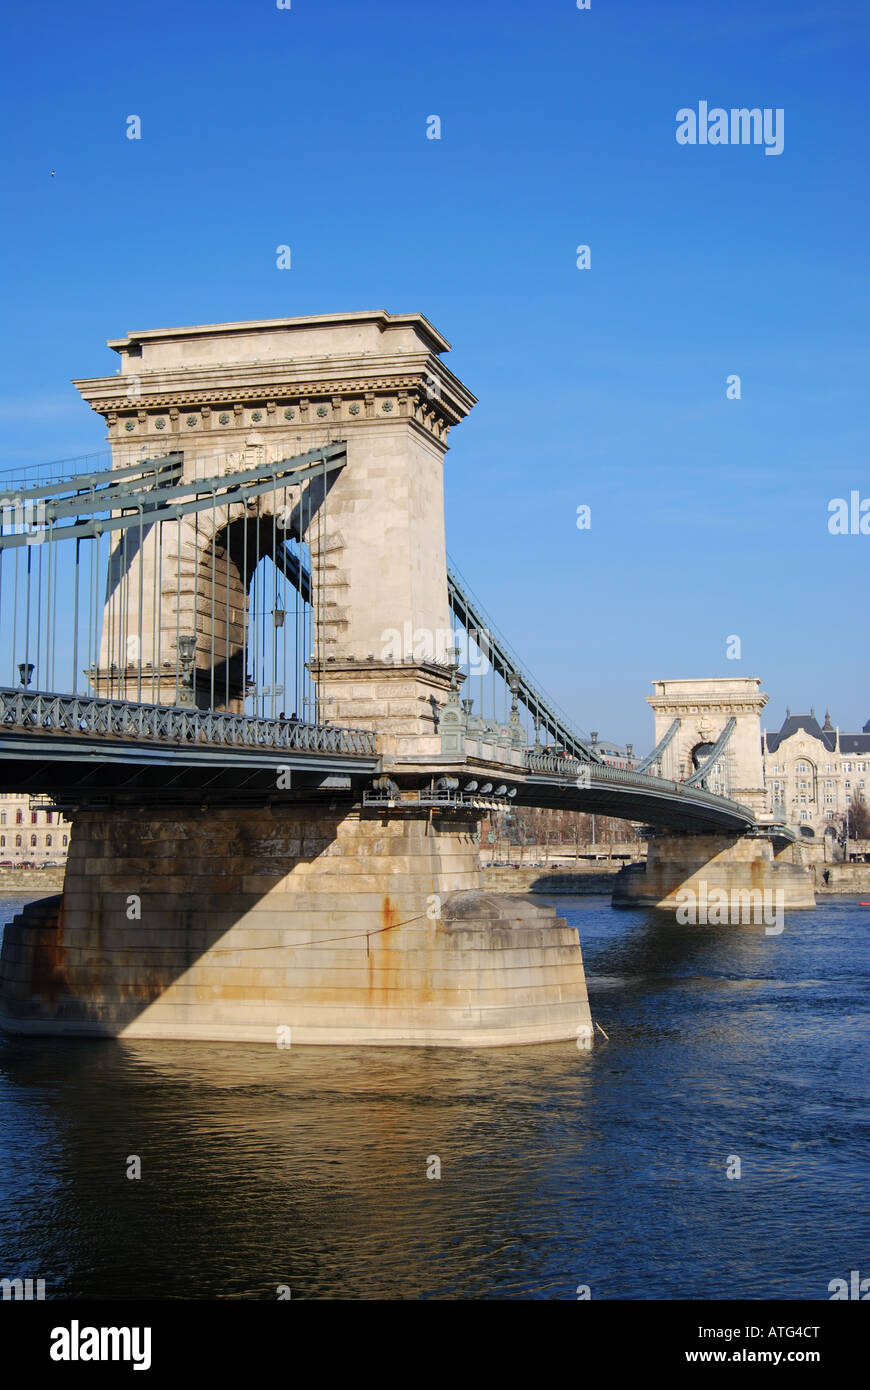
[648,693,768,712]
[74,357,475,435]
[77,375,464,415]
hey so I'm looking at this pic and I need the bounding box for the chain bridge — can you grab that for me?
[0,313,811,1047]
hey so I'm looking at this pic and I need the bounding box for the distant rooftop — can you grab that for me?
[765,709,870,755]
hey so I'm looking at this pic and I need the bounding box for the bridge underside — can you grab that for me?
[508,774,753,836]
[0,726,754,833]
[0,733,377,803]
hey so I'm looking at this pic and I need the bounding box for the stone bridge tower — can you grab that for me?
[613,676,813,910]
[647,677,769,816]
[74,313,477,756]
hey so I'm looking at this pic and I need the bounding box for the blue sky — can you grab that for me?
[1,0,868,748]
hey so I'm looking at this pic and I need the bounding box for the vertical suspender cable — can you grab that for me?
[87,534,94,694]
[191,486,199,708]
[304,479,311,721]
[252,489,258,717]
[11,546,19,688]
[120,525,128,701]
[106,535,114,699]
[72,538,80,697]
[224,503,231,712]
[271,472,278,720]
[36,532,43,690]
[49,514,59,692]
[282,489,289,720]
[136,505,144,704]
[24,546,32,692]
[175,516,182,706]
[155,519,164,705]
[320,454,326,725]
[242,505,249,715]
[210,488,216,711]
[151,509,158,704]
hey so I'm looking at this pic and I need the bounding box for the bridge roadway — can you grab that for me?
[0,688,757,834]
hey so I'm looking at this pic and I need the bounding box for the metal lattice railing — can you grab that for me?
[0,688,377,757]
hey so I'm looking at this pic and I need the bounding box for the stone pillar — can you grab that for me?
[73,313,477,746]
[612,833,815,913]
[0,803,592,1047]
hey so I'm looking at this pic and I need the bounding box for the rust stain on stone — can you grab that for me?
[381,895,400,934]
[366,895,401,1004]
[30,898,69,1006]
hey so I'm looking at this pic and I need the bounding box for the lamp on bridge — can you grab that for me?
[508,672,525,749]
[177,634,197,707]
[446,645,461,690]
[17,662,35,688]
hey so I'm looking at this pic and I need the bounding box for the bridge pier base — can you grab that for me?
[611,834,815,916]
[0,804,591,1047]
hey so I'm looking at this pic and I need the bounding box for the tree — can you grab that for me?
[848,795,870,840]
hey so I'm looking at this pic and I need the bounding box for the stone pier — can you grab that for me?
[0,803,592,1046]
[612,834,816,912]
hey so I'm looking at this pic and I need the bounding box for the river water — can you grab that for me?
[0,893,867,1300]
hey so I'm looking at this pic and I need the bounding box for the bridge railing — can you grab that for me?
[523,750,753,818]
[0,688,378,758]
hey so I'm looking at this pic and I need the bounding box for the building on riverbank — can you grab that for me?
[762,709,870,850]
[0,794,71,867]
[587,734,641,770]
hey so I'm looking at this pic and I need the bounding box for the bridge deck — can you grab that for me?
[0,689,760,833]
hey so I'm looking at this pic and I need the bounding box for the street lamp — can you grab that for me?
[17,662,35,688]
[177,634,197,707]
[446,645,461,690]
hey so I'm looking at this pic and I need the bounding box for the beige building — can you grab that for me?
[762,710,870,844]
[0,794,71,865]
